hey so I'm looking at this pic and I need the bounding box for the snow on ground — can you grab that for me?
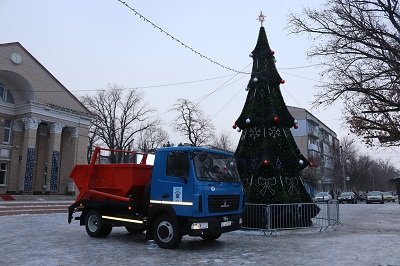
[0,203,400,265]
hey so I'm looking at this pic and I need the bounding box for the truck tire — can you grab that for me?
[153,215,182,249]
[200,233,222,241]
[85,210,112,238]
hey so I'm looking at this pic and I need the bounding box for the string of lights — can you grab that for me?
[194,63,251,104]
[197,74,248,105]
[6,66,324,94]
[161,68,250,126]
[279,85,304,108]
[116,0,250,74]
[279,63,324,70]
[279,70,328,84]
[117,0,323,74]
[120,73,240,91]
[212,85,244,119]
[6,73,237,93]
[116,1,326,75]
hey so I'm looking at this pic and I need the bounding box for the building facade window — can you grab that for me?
[3,120,11,144]
[0,83,15,104]
[0,162,7,185]
[308,138,318,145]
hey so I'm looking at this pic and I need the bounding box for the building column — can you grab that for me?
[47,122,63,192]
[34,124,50,193]
[59,127,79,194]
[8,120,24,193]
[20,117,40,192]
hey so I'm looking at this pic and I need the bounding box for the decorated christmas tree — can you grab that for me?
[234,13,318,228]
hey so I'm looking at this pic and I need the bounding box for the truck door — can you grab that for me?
[152,150,194,217]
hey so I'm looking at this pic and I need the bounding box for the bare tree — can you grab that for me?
[171,98,215,146]
[136,125,169,152]
[87,122,100,163]
[332,137,358,188]
[82,84,159,162]
[337,136,400,191]
[211,131,235,152]
[288,0,400,146]
[348,155,374,191]
[375,160,400,190]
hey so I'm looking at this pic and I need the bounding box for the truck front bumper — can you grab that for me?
[187,214,242,236]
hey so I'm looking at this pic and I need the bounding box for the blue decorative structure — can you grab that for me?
[24,148,35,192]
[50,151,60,191]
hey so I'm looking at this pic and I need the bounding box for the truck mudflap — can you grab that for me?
[68,202,80,224]
[187,214,242,236]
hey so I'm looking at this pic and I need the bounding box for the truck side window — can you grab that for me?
[166,151,189,179]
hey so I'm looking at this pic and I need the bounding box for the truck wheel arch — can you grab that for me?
[147,204,178,239]
[148,204,177,222]
[153,214,182,249]
[85,209,112,237]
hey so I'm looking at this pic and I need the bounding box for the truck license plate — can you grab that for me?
[221,221,232,227]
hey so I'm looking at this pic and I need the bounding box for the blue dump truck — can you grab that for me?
[68,146,244,249]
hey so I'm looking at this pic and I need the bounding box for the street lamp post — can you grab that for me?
[340,146,347,192]
[372,175,375,191]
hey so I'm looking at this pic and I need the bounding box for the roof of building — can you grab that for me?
[287,105,337,137]
[0,42,91,116]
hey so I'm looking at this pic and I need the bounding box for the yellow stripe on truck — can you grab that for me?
[102,215,143,224]
[150,200,193,206]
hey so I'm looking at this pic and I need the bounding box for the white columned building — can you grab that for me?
[0,42,92,195]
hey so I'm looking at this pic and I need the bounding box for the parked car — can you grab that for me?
[366,191,384,204]
[382,191,397,202]
[314,192,332,202]
[338,192,357,204]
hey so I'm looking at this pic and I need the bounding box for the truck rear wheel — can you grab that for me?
[153,215,182,249]
[85,210,112,238]
[200,233,222,241]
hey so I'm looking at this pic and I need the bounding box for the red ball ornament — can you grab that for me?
[232,124,237,129]
[270,50,275,55]
[280,79,285,84]
[294,124,298,129]
[263,160,269,165]
[273,116,279,124]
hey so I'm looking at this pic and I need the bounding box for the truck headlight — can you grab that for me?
[191,222,209,230]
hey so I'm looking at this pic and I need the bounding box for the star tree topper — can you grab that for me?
[257,11,266,27]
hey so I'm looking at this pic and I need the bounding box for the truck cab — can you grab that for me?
[68,146,244,249]
[148,146,244,247]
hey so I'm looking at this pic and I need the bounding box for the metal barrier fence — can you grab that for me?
[242,200,341,233]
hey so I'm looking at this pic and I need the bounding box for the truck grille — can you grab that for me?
[208,195,240,213]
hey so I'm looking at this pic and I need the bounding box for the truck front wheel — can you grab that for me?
[200,233,222,241]
[85,210,112,238]
[153,215,182,249]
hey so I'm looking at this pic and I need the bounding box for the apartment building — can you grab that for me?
[288,106,339,192]
[0,42,92,195]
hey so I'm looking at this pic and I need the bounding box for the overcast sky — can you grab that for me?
[1,0,399,168]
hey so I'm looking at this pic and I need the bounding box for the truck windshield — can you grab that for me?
[193,151,241,183]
